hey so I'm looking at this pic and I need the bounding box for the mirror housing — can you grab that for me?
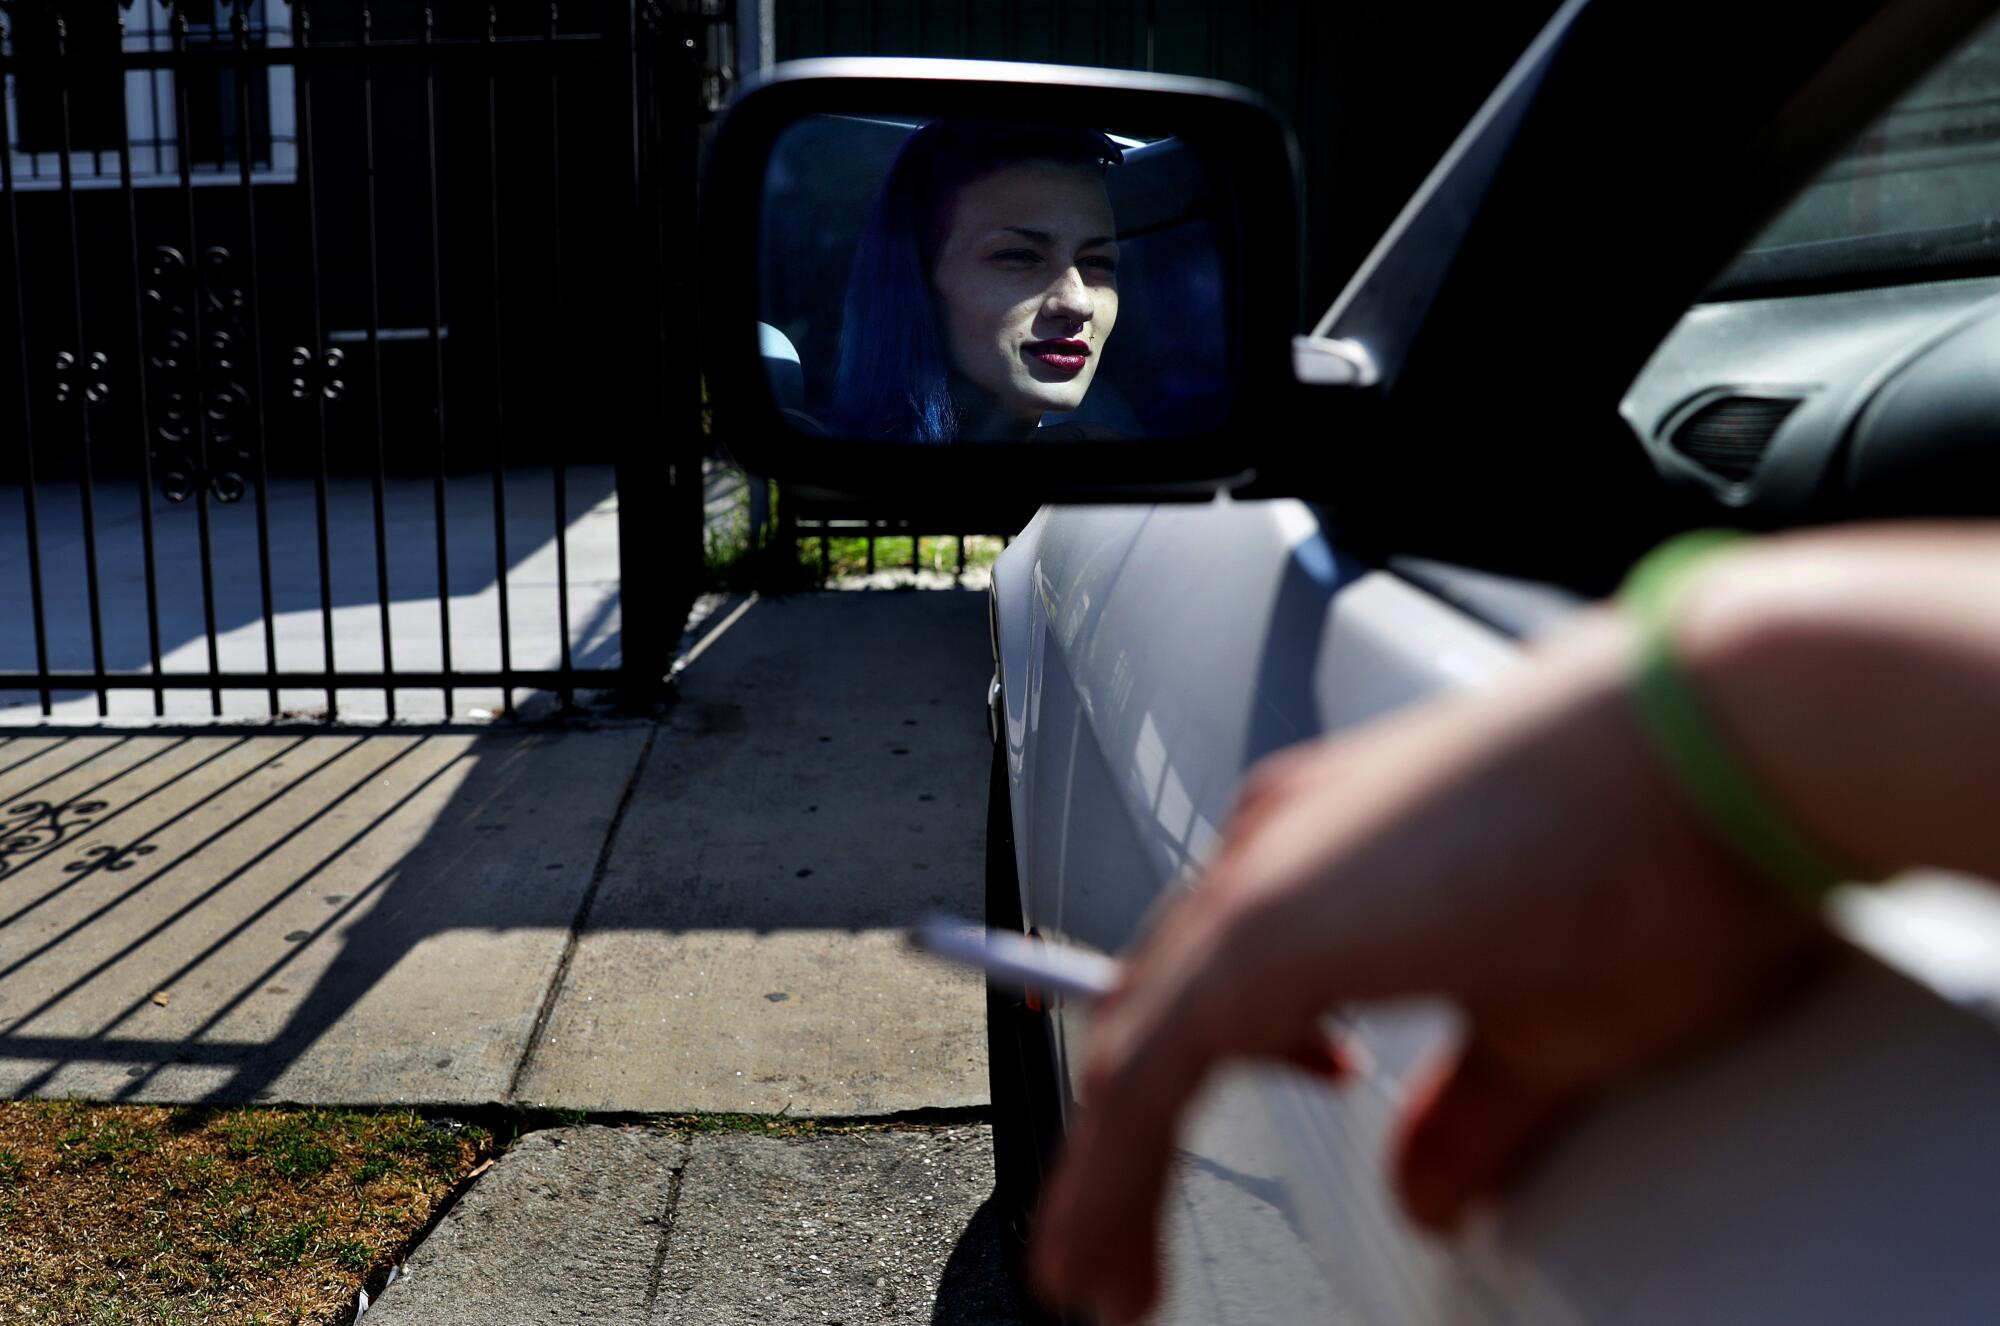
[699,58,1304,520]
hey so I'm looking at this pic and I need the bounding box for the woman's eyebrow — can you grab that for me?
[994,226,1119,250]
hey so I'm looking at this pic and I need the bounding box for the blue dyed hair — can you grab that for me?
[829,120,1122,442]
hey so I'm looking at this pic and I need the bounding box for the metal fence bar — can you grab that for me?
[1,0,718,717]
[294,0,340,719]
[0,35,617,72]
[359,4,399,720]
[485,1,515,718]
[422,2,455,718]
[0,669,590,691]
[116,3,166,717]
[169,4,225,716]
[54,13,111,717]
[0,51,54,716]
[233,0,281,716]
[547,0,574,711]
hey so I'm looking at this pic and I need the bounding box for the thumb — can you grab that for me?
[1392,1039,1576,1233]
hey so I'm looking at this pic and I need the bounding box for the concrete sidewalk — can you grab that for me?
[0,589,992,1114]
[0,576,1021,1322]
[361,1124,1027,1325]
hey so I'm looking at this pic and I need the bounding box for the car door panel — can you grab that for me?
[994,496,1530,1322]
[993,498,2000,1324]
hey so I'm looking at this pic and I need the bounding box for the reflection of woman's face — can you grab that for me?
[931,161,1119,435]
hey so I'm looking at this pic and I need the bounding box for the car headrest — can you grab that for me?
[759,322,805,414]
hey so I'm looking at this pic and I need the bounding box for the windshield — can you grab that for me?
[1713,15,2000,295]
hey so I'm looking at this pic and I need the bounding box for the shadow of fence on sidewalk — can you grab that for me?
[0,588,995,1116]
[0,724,631,1105]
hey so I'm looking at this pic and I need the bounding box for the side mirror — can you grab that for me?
[699,59,1304,519]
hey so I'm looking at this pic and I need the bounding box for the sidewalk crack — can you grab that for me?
[641,1138,693,1318]
[505,722,659,1101]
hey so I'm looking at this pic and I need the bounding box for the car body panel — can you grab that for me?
[992,497,2000,1324]
[992,496,1525,1321]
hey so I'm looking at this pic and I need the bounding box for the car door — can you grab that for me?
[995,496,1535,1321]
[994,0,2000,1320]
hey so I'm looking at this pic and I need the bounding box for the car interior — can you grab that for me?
[758,114,1231,437]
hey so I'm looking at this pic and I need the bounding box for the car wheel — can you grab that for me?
[984,735,1066,1300]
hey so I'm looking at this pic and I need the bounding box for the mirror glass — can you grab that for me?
[760,114,1231,443]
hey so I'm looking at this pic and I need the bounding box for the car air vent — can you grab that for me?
[1667,395,1802,483]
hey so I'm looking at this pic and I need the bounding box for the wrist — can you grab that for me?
[1622,535,1883,903]
[1676,569,1922,885]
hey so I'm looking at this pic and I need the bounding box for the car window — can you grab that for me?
[1712,13,2000,294]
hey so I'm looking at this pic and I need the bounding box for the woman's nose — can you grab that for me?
[1042,267,1093,324]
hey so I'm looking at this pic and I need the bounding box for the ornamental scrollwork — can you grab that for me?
[143,244,254,505]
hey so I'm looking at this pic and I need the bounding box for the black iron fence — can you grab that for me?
[0,0,730,721]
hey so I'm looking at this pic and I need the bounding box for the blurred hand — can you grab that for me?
[1029,614,1829,1325]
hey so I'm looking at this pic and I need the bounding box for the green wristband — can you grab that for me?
[1620,531,1865,906]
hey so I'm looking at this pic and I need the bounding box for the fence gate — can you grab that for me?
[0,0,730,721]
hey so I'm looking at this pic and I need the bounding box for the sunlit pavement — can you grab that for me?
[0,591,989,1114]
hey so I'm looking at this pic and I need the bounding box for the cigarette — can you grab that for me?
[907,917,1120,1001]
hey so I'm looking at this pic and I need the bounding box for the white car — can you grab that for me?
[711,2,2000,1320]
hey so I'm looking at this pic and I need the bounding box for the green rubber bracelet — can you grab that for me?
[1620,531,1865,906]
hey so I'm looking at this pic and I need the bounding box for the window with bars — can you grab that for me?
[2,0,297,188]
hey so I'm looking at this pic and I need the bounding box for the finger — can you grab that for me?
[1278,1030,1355,1082]
[1029,912,1237,1322]
[1392,1040,1575,1233]
[1221,742,1337,852]
[1030,1105,1175,1323]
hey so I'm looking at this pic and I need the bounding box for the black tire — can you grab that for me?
[984,736,1067,1301]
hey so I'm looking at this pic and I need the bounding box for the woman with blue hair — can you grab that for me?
[829,120,1125,442]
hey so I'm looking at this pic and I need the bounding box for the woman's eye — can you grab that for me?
[1082,256,1119,276]
[989,248,1042,266]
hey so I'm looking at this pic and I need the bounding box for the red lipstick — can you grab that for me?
[1025,338,1089,374]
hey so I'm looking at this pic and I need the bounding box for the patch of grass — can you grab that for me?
[702,470,756,589]
[699,465,1007,591]
[357,1115,478,1181]
[657,1109,798,1136]
[799,534,1004,583]
[0,1102,493,1325]
[647,1109,945,1141]
[256,1216,327,1269]
[52,1113,162,1181]
[218,1112,339,1181]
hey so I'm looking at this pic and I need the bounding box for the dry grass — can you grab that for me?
[0,1101,492,1325]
